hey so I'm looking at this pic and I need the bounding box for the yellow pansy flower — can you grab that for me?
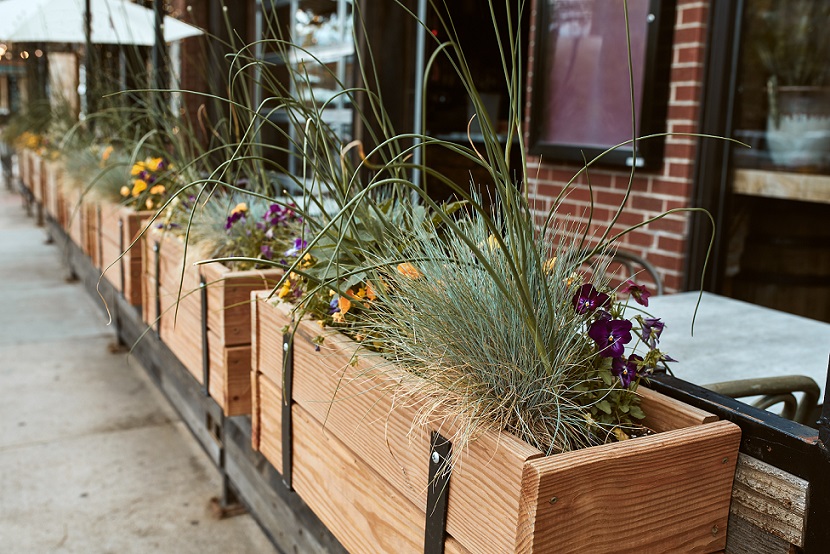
[131,179,148,197]
[148,157,165,171]
[130,161,147,176]
[149,185,166,195]
[231,202,248,216]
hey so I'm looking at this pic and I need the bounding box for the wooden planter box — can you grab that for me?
[250,295,742,553]
[84,202,100,268]
[62,185,86,250]
[43,160,65,226]
[142,228,282,415]
[17,148,31,193]
[98,202,150,306]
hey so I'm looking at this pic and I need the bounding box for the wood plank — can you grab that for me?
[291,398,470,554]
[253,293,288,386]
[209,343,252,416]
[725,513,797,554]
[639,386,719,431]
[251,369,261,452]
[257,371,284,474]
[202,263,282,347]
[517,420,740,553]
[729,453,807,548]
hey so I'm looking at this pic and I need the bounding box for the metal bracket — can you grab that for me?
[118,218,125,294]
[200,275,210,397]
[281,332,294,490]
[96,204,103,268]
[153,241,161,335]
[424,431,452,554]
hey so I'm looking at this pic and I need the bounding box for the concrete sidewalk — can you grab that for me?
[0,186,276,552]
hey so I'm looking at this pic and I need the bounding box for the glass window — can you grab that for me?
[733,0,830,178]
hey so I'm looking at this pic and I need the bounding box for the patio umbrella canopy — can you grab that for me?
[0,0,203,45]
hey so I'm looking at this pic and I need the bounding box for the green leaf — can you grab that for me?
[629,405,646,419]
[596,400,612,414]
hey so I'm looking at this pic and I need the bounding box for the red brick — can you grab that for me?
[647,252,685,273]
[664,142,696,161]
[658,235,687,254]
[672,83,699,103]
[667,161,694,180]
[666,104,699,122]
[675,45,704,65]
[630,193,665,213]
[663,273,683,292]
[651,179,692,199]
[648,215,688,235]
[670,65,705,83]
[596,190,627,208]
[668,122,698,135]
[674,25,707,45]
[680,5,707,26]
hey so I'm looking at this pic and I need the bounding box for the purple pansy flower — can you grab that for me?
[225,211,245,230]
[621,280,651,307]
[260,244,274,260]
[588,317,633,358]
[642,317,665,347]
[284,237,307,257]
[572,284,611,314]
[329,295,340,314]
[612,354,643,388]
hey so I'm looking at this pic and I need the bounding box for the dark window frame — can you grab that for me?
[527,0,675,169]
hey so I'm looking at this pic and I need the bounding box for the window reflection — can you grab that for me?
[734,0,830,173]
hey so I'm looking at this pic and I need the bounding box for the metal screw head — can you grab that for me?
[711,525,719,536]
[722,457,729,464]
[283,342,289,352]
[431,451,440,464]
[549,497,558,504]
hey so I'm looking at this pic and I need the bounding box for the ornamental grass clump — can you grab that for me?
[358,201,671,455]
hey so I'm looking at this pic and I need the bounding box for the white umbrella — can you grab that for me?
[0,0,203,45]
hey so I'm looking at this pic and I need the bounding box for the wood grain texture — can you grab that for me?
[729,454,807,548]
[517,420,740,553]
[291,399,469,554]
[202,263,282,347]
[257,372,283,474]
[725,513,799,554]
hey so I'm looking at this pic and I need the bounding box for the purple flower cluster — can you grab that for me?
[573,282,670,389]
[263,203,300,228]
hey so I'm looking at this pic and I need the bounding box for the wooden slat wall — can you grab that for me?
[725,453,808,554]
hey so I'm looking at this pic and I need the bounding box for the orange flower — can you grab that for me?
[338,292,352,315]
[396,262,422,280]
[365,281,377,301]
[101,145,114,162]
[149,185,166,195]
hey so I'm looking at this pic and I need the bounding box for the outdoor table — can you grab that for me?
[648,291,830,398]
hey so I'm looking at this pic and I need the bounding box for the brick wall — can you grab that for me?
[525,0,709,292]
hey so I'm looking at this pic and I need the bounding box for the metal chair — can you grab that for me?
[704,375,822,426]
[580,248,664,296]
